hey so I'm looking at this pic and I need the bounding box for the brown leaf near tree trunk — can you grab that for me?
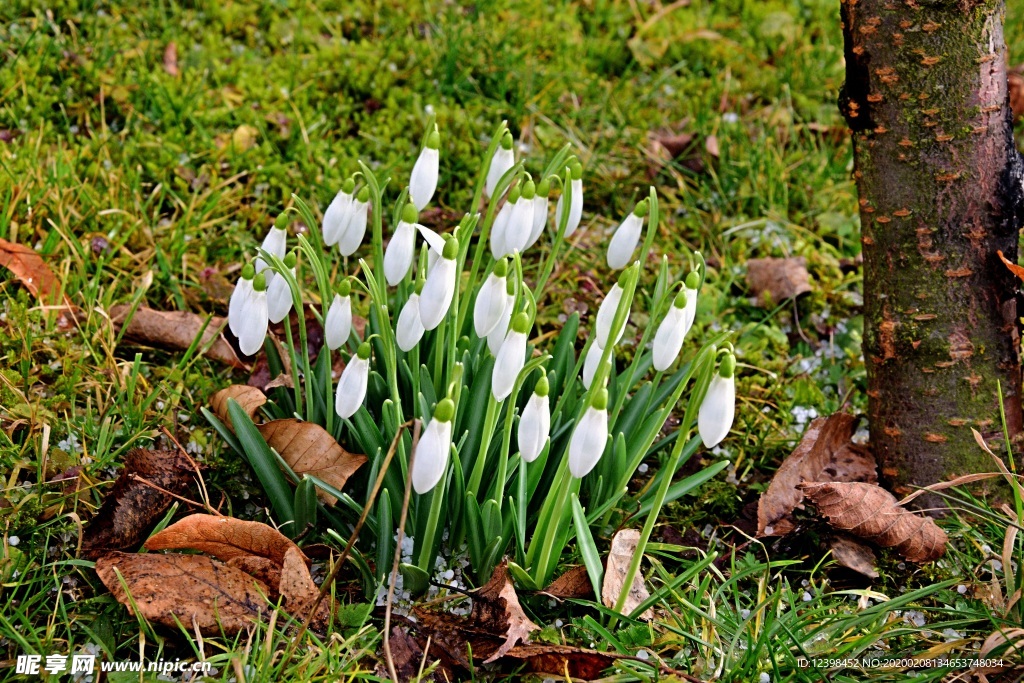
[144,513,307,566]
[82,448,196,559]
[278,546,332,631]
[110,305,245,369]
[210,385,267,425]
[602,529,654,620]
[997,250,1024,281]
[758,413,876,537]
[746,257,812,306]
[95,551,268,636]
[799,482,948,563]
[257,419,367,505]
[542,565,593,599]
[0,238,69,305]
[829,535,879,579]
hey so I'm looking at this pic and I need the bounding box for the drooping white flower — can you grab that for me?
[489,187,517,259]
[698,355,736,448]
[322,179,355,247]
[396,292,426,351]
[335,342,371,419]
[554,162,583,237]
[606,199,648,270]
[652,283,698,371]
[568,389,609,478]
[228,264,255,337]
[582,341,607,390]
[324,287,353,351]
[492,312,530,401]
[338,187,369,257]
[237,272,270,356]
[594,279,628,348]
[487,288,516,355]
[518,376,550,463]
[417,224,446,271]
[525,178,550,250]
[485,131,515,198]
[266,253,296,324]
[474,260,508,337]
[504,180,536,254]
[409,129,440,210]
[411,398,455,494]
[255,225,287,274]
[384,203,419,286]
[419,237,459,330]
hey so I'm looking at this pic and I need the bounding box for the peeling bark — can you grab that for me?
[840,0,1024,505]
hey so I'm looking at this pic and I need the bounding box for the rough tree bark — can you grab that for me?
[839,0,1024,500]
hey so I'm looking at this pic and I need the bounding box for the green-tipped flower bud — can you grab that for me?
[338,279,352,297]
[508,186,521,204]
[500,131,514,150]
[537,178,551,197]
[591,387,609,411]
[283,252,297,269]
[401,202,418,224]
[274,212,290,230]
[356,341,372,360]
[442,236,459,260]
[253,272,268,292]
[357,186,370,202]
[511,311,530,334]
[341,177,356,194]
[434,397,455,423]
[535,374,550,397]
[719,353,736,379]
[506,277,516,296]
[241,263,255,280]
[685,270,701,290]
[426,129,440,150]
[493,258,509,278]
[521,179,536,200]
[633,199,650,218]
[570,160,583,180]
[673,289,689,308]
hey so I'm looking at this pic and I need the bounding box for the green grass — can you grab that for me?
[2,0,1024,680]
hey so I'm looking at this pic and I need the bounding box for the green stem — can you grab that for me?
[467,395,500,497]
[416,478,446,571]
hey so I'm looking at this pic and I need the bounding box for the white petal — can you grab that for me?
[322,191,352,246]
[582,342,605,389]
[335,357,369,419]
[411,418,452,494]
[487,293,516,355]
[396,294,426,351]
[606,213,643,270]
[518,393,550,463]
[569,179,583,235]
[410,147,439,210]
[595,284,626,348]
[255,227,287,272]
[652,305,687,372]
[568,406,608,478]
[492,330,527,401]
[384,222,416,286]
[504,199,534,254]
[419,257,456,330]
[228,278,253,336]
[486,147,515,198]
[698,374,735,448]
[525,196,548,249]
[473,273,508,337]
[237,289,269,356]
[324,294,352,351]
[490,201,512,259]
[266,269,294,324]
[682,286,698,333]
[416,224,446,258]
[338,200,368,257]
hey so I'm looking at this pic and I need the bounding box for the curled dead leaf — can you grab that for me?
[980,627,1024,660]
[799,482,948,563]
[226,555,282,597]
[602,529,654,620]
[144,513,307,566]
[504,644,620,680]
[542,565,594,600]
[746,256,812,306]
[474,560,540,663]
[279,546,332,632]
[210,385,266,425]
[110,305,245,368]
[0,238,69,306]
[257,419,367,505]
[829,535,879,579]
[997,250,1024,281]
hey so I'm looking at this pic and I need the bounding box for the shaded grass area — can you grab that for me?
[1,0,1024,680]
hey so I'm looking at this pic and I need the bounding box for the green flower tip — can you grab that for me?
[535,374,549,397]
[508,186,521,204]
[633,198,650,218]
[616,270,630,287]
[338,279,352,297]
[521,180,536,200]
[673,289,688,308]
[341,177,356,194]
[283,252,297,269]
[442,236,459,260]
[434,397,455,423]
[570,160,583,180]
[253,272,268,292]
[402,202,419,224]
[505,277,516,295]
[426,129,440,150]
[357,186,370,202]
[685,270,701,290]
[274,212,290,230]
[719,353,736,379]
[536,178,551,197]
[511,311,530,334]
[415,279,425,295]
[591,387,609,411]
[241,263,255,280]
[500,131,514,150]
[357,341,372,360]
[493,258,509,278]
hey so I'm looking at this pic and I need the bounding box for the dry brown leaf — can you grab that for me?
[998,250,1024,282]
[257,419,367,505]
[226,555,281,596]
[746,256,812,306]
[163,42,179,77]
[279,546,331,631]
[95,551,267,636]
[829,535,879,578]
[82,448,196,559]
[210,385,267,426]
[474,560,540,663]
[380,626,429,682]
[602,529,654,620]
[758,413,876,537]
[504,644,621,680]
[110,305,245,369]
[542,565,593,599]
[144,513,306,566]
[799,482,948,563]
[0,238,68,305]
[980,627,1024,660]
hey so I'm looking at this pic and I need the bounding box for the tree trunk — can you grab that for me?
[839,0,1024,501]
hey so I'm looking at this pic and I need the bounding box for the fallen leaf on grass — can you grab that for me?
[746,256,812,306]
[110,305,245,369]
[144,513,307,566]
[82,448,196,559]
[799,482,947,563]
[504,644,621,680]
[0,238,68,305]
[602,529,654,620]
[380,626,430,682]
[258,419,367,505]
[226,555,282,596]
[279,546,332,631]
[758,413,876,537]
[163,42,179,77]
[829,535,879,579]
[542,565,593,599]
[474,560,540,662]
[96,551,267,636]
[980,627,1024,660]
[210,385,266,425]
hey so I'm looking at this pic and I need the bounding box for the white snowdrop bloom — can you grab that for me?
[606,200,648,270]
[652,281,698,371]
[237,272,270,356]
[594,279,628,348]
[490,188,518,259]
[324,287,353,351]
[266,253,296,324]
[416,224,446,271]
[568,389,609,478]
[384,203,419,286]
[228,264,255,336]
[698,355,736,448]
[409,129,440,210]
[504,180,536,254]
[525,179,550,249]
[492,312,530,401]
[554,162,583,237]
[474,260,509,337]
[322,179,355,246]
[582,341,606,390]
[487,288,516,355]
[255,225,287,274]
[335,342,371,419]
[411,398,455,494]
[337,187,370,257]
[485,131,515,198]
[419,237,459,330]
[518,376,550,463]
[396,292,426,351]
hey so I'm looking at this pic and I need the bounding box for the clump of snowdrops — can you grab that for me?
[209,119,736,612]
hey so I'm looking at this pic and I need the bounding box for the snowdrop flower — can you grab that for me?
[228,263,255,337]
[698,353,736,448]
[485,131,515,198]
[410,129,440,210]
[568,388,609,478]
[338,186,370,257]
[237,272,269,356]
[324,281,353,351]
[490,186,518,259]
[504,180,536,254]
[384,203,419,286]
[492,312,530,401]
[606,199,648,270]
[652,273,699,371]
[487,279,516,355]
[474,259,509,337]
[582,341,608,390]
[411,398,455,494]
[335,341,371,419]
[525,177,550,250]
[594,273,629,348]
[518,375,550,463]
[416,224,446,271]
[554,160,583,237]
[419,237,459,330]
[266,252,296,324]
[255,222,287,274]
[396,287,426,351]
[322,178,355,247]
